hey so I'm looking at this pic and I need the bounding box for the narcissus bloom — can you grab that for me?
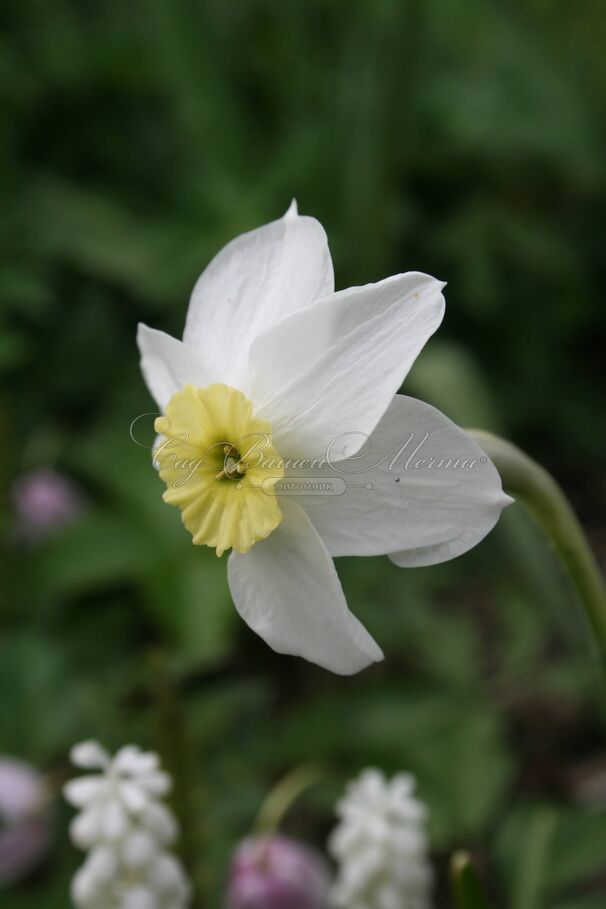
[138,202,511,674]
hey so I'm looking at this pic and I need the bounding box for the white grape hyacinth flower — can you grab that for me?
[64,741,191,909]
[137,201,512,675]
[328,769,432,909]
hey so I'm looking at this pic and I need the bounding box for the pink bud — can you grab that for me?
[226,835,330,909]
[12,468,83,540]
[0,758,52,886]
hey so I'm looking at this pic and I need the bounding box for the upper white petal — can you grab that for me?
[293,394,511,561]
[112,746,159,776]
[137,323,210,410]
[248,272,445,459]
[183,205,334,389]
[227,499,383,675]
[70,741,110,770]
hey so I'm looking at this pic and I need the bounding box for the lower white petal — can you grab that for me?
[292,395,511,562]
[227,500,383,675]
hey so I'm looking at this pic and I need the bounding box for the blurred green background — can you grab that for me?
[1,1,605,907]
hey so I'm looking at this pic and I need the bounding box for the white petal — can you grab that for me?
[101,797,130,840]
[293,395,511,560]
[71,865,104,906]
[113,746,159,776]
[70,741,110,770]
[227,500,383,675]
[249,272,445,459]
[86,845,119,883]
[69,805,103,849]
[120,886,158,909]
[111,745,141,775]
[63,776,106,808]
[149,853,189,894]
[122,830,158,868]
[137,323,210,410]
[183,206,334,388]
[139,770,171,797]
[140,801,178,844]
[118,780,149,814]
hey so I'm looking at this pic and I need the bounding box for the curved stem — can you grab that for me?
[468,430,606,666]
[254,764,327,835]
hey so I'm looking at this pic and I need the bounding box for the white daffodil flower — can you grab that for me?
[137,201,511,675]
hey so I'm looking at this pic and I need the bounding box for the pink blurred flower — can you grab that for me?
[226,835,330,909]
[0,758,52,886]
[12,468,83,539]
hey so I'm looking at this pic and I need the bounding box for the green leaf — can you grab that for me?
[140,552,236,668]
[511,807,558,909]
[496,803,606,905]
[33,510,150,599]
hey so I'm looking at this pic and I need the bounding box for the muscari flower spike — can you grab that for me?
[64,741,191,909]
[138,201,512,674]
[328,769,432,909]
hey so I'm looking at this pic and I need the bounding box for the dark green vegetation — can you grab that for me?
[1,1,605,906]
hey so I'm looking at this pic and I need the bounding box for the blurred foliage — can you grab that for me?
[1,1,605,907]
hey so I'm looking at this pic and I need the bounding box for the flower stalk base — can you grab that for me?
[468,430,606,673]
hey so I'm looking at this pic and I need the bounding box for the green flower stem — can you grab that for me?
[254,764,327,835]
[468,430,606,667]
[450,851,493,909]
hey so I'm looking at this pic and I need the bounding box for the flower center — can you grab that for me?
[153,384,284,556]
[218,444,247,481]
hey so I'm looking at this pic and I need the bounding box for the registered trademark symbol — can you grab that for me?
[480,456,487,463]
